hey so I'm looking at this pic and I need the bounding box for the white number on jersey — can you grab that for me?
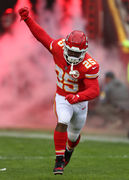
[55,64,79,93]
[83,58,96,69]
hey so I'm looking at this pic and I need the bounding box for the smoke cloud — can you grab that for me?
[0,0,126,129]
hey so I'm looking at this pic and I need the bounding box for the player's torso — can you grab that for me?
[52,39,98,96]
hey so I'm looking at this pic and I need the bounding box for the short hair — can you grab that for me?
[105,71,115,79]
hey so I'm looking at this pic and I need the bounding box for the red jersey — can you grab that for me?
[25,17,100,101]
[50,39,99,96]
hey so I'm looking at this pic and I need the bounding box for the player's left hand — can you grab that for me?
[65,94,80,104]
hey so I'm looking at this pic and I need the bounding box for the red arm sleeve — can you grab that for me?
[24,17,54,52]
[78,78,100,101]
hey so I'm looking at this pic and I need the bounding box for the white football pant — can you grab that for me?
[55,93,88,142]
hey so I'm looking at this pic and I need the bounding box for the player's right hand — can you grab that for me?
[18,7,29,21]
[65,94,80,104]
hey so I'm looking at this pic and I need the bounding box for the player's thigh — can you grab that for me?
[72,101,88,129]
[67,101,88,141]
[55,93,73,125]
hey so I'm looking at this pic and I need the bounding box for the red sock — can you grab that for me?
[67,135,81,151]
[54,130,67,156]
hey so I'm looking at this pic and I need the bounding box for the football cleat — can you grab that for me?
[64,148,74,167]
[53,156,65,175]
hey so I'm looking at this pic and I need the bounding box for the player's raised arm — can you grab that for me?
[18,7,54,52]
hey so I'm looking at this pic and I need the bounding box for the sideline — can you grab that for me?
[0,131,129,144]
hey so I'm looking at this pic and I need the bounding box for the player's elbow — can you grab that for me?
[95,85,100,97]
[92,85,100,99]
[93,79,100,98]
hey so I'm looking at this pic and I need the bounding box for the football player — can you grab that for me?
[18,7,100,175]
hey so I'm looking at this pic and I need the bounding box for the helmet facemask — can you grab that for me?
[64,43,87,65]
[63,30,88,65]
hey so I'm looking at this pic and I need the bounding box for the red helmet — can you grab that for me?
[64,30,88,65]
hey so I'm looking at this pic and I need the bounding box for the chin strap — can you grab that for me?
[69,63,76,75]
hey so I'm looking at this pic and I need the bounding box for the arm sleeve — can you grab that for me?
[78,78,100,101]
[85,63,99,79]
[24,17,54,52]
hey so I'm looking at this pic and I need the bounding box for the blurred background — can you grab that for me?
[0,0,129,137]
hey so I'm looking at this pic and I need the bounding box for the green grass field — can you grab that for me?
[0,131,129,180]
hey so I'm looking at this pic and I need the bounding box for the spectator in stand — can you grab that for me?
[0,8,16,35]
[94,71,129,127]
[0,0,17,35]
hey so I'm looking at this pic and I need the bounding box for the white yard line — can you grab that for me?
[81,135,129,144]
[0,132,53,140]
[0,155,128,160]
[0,156,54,160]
[0,131,129,144]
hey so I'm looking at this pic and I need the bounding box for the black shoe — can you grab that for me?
[53,156,65,175]
[64,148,74,167]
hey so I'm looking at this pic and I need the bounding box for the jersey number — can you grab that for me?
[83,58,96,69]
[55,65,79,93]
